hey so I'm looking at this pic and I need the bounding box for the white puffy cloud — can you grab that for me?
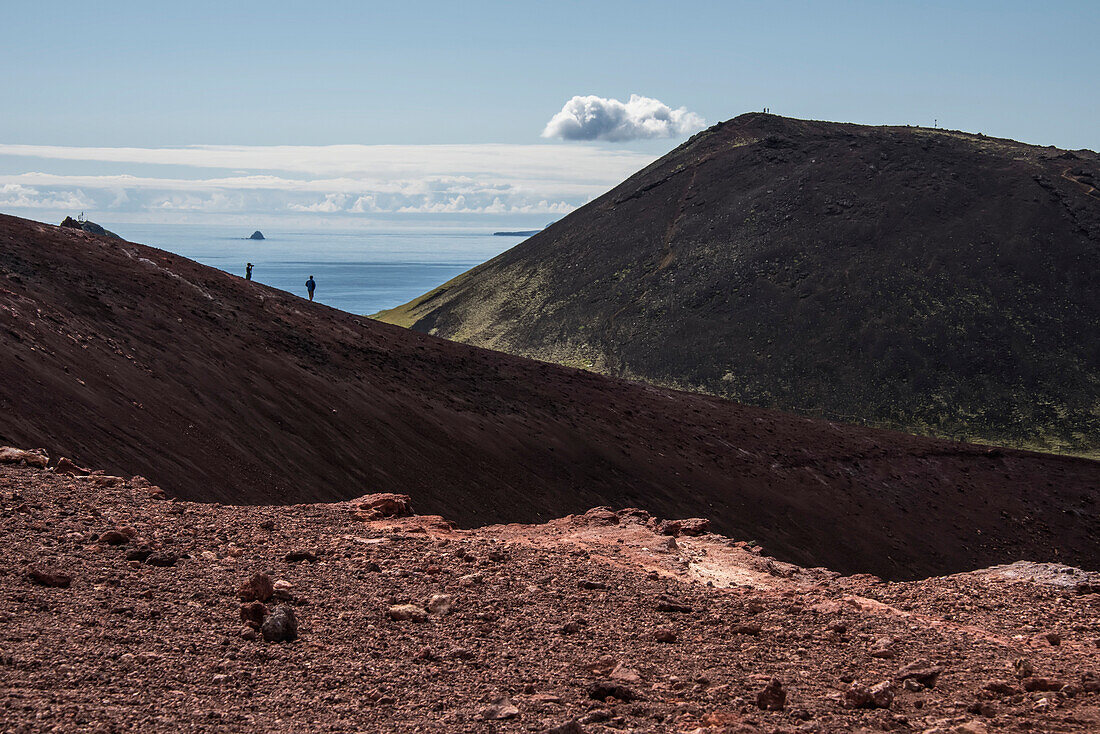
[542,94,706,142]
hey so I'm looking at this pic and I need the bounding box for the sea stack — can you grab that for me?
[249,230,265,240]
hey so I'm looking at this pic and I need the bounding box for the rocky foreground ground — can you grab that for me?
[1,454,1098,733]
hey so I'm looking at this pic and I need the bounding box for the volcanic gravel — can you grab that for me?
[2,463,1098,732]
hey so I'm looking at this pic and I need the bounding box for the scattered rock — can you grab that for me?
[458,572,483,586]
[870,636,897,658]
[656,518,710,536]
[1041,631,1062,646]
[1012,658,1034,678]
[544,721,585,734]
[352,493,412,520]
[388,604,428,622]
[1022,677,1065,692]
[559,617,587,634]
[967,700,998,717]
[656,596,692,613]
[578,579,607,590]
[654,626,678,643]
[240,602,267,628]
[284,550,318,563]
[258,519,276,530]
[426,594,453,615]
[238,573,275,603]
[54,457,90,476]
[99,530,130,545]
[261,605,298,642]
[896,660,943,687]
[586,681,636,701]
[982,679,1021,696]
[145,552,178,567]
[756,678,786,710]
[25,567,72,588]
[0,447,48,468]
[844,681,893,709]
[609,663,641,683]
[477,696,519,720]
[732,622,762,636]
[126,547,154,562]
[578,507,619,526]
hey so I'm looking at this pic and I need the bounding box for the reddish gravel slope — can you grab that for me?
[1,463,1098,732]
[0,213,1097,579]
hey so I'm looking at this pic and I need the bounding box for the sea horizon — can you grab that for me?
[103,220,527,316]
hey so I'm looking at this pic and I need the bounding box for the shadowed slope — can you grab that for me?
[0,212,1097,579]
[379,114,1100,455]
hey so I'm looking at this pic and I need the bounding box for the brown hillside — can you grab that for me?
[0,212,1097,579]
[379,114,1100,455]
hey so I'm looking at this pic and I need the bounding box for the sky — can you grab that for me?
[1,0,1097,228]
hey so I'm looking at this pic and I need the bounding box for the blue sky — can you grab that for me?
[1,0,1097,226]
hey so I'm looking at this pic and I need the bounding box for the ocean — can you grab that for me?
[116,224,522,316]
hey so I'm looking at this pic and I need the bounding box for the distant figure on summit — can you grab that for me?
[245,262,253,281]
[305,276,316,301]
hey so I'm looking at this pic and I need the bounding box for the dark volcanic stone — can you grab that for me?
[145,553,178,567]
[261,605,298,642]
[25,568,71,588]
[586,681,636,701]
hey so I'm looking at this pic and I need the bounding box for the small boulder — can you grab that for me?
[578,507,619,526]
[249,231,265,240]
[238,572,275,603]
[352,493,412,519]
[284,550,318,563]
[982,679,1021,696]
[609,663,642,684]
[756,678,786,711]
[145,552,178,567]
[844,681,893,709]
[1012,658,1034,679]
[1022,677,1066,692]
[240,602,267,628]
[55,457,90,476]
[586,681,636,701]
[0,447,48,467]
[656,596,693,613]
[261,605,298,642]
[657,518,710,536]
[896,660,944,687]
[99,530,130,546]
[654,627,678,643]
[126,547,154,562]
[544,721,586,734]
[25,567,72,588]
[388,604,428,622]
[477,696,519,720]
[427,594,453,615]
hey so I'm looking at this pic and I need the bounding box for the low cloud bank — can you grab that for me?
[0,144,658,221]
[542,94,706,142]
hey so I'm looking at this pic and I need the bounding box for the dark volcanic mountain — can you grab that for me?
[0,212,1097,579]
[378,114,1100,456]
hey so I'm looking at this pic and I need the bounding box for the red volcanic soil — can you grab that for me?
[2,462,1099,732]
[0,212,1097,580]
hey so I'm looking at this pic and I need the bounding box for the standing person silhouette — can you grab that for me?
[245,263,253,281]
[305,275,316,301]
